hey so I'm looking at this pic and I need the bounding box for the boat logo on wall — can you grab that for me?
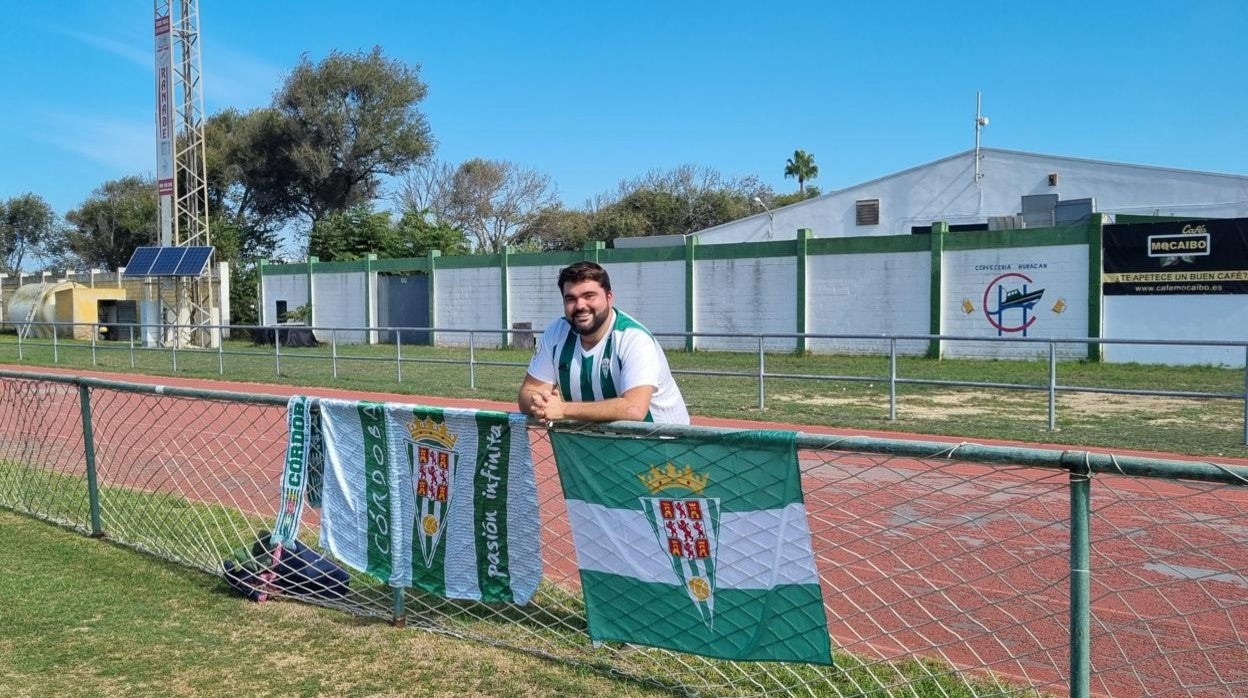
[982,273,1045,336]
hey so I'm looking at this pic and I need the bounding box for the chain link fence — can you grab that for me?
[3,320,1246,448]
[2,369,1247,696]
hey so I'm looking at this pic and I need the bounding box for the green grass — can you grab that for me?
[0,463,1045,697]
[0,509,675,698]
[2,332,1244,457]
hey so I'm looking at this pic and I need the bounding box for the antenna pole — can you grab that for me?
[974,91,984,183]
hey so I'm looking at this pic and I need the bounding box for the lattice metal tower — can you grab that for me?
[154,0,216,346]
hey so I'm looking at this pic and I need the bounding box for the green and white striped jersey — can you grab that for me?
[527,309,689,425]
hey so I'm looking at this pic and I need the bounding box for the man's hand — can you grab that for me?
[519,373,654,423]
[518,374,557,419]
[530,390,566,422]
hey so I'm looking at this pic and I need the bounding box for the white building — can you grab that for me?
[688,148,1248,243]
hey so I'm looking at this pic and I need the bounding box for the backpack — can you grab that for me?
[222,530,350,603]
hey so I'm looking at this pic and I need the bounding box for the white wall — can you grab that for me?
[1104,295,1247,366]
[261,275,308,325]
[311,272,367,343]
[507,264,565,339]
[942,245,1089,359]
[694,257,796,351]
[694,149,1248,242]
[435,267,502,346]
[808,251,930,355]
[608,261,686,349]
[265,229,1242,368]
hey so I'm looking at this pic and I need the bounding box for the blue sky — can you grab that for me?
[1,1,1245,223]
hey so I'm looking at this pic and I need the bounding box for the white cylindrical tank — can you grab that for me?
[6,282,77,338]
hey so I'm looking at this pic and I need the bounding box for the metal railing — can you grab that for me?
[2,369,1247,696]
[3,319,1246,447]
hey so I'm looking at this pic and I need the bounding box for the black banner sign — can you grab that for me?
[1102,218,1248,295]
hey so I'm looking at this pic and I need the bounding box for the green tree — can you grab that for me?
[581,165,768,244]
[307,204,396,261]
[276,47,433,228]
[202,107,293,260]
[63,176,158,269]
[515,205,595,251]
[438,158,558,253]
[0,193,58,273]
[392,209,470,257]
[202,108,299,325]
[783,149,819,195]
[769,185,821,209]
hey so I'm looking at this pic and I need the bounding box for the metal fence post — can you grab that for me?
[331,329,338,379]
[889,337,898,421]
[171,330,178,373]
[91,324,98,366]
[129,327,136,368]
[78,383,104,537]
[52,326,59,363]
[469,330,476,391]
[217,328,224,374]
[395,332,403,383]
[16,326,22,359]
[1068,460,1092,698]
[757,335,766,410]
[392,586,406,628]
[274,333,281,376]
[1048,341,1057,431]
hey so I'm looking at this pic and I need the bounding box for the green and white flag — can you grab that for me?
[551,428,831,665]
[312,398,542,603]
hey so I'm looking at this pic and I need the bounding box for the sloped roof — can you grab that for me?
[690,148,1248,239]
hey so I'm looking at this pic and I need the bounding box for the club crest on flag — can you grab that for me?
[639,463,720,629]
[406,416,459,568]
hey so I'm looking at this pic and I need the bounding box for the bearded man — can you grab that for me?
[518,261,689,425]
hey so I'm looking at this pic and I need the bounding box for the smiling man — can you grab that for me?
[518,261,689,425]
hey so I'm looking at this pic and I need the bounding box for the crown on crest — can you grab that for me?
[638,462,710,494]
[407,417,456,447]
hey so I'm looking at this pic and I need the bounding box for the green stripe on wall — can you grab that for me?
[796,229,811,354]
[438,254,502,269]
[928,224,945,359]
[696,240,797,260]
[1087,214,1104,362]
[307,260,365,274]
[942,224,1091,250]
[427,250,440,346]
[807,234,928,255]
[600,246,688,264]
[500,246,510,346]
[263,257,431,276]
[509,251,583,267]
[685,237,697,352]
[372,258,431,273]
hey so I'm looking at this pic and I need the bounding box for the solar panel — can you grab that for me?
[174,246,214,276]
[122,247,160,276]
[149,247,187,276]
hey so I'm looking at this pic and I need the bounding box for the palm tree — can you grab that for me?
[783,149,819,195]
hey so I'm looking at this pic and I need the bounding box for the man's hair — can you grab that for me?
[557,261,612,293]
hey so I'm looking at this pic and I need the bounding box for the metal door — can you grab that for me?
[377,273,430,344]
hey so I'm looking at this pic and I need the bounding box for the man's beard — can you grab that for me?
[569,307,610,335]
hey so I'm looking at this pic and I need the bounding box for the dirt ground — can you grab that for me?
[772,389,1236,430]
